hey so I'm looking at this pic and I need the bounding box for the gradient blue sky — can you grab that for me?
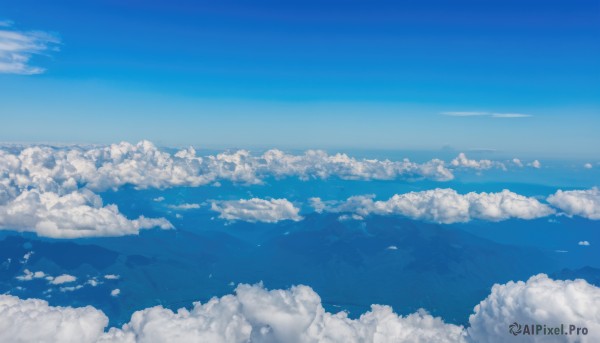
[1,0,599,156]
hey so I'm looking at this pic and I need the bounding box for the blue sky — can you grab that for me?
[0,0,599,155]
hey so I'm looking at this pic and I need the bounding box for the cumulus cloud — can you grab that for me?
[450,153,505,170]
[0,295,108,343]
[211,198,302,223]
[0,188,172,238]
[0,22,60,74]
[547,188,600,220]
[0,141,549,237]
[468,274,600,342]
[51,274,77,285]
[104,274,120,280]
[312,189,555,224]
[584,163,593,169]
[4,275,600,342]
[578,241,590,246]
[512,158,523,167]
[111,289,121,297]
[15,269,46,281]
[0,141,456,193]
[529,160,541,169]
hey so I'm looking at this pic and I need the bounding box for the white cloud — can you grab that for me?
[547,188,600,220]
[3,275,600,342]
[512,158,523,167]
[104,274,120,280]
[111,289,121,297]
[0,188,172,238]
[16,269,47,281]
[60,285,84,292]
[0,140,552,238]
[102,283,466,343]
[529,160,541,169]
[442,112,532,119]
[87,278,101,287]
[153,196,165,202]
[51,274,77,285]
[0,141,456,194]
[490,113,532,118]
[578,241,590,246]
[468,274,600,342]
[211,198,302,223]
[0,295,108,343]
[21,251,33,264]
[313,189,555,224]
[0,22,60,75]
[168,203,201,210]
[584,163,593,169]
[441,111,489,117]
[450,153,504,170]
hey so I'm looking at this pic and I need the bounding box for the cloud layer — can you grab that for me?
[211,198,302,223]
[2,274,599,342]
[468,274,600,343]
[0,22,60,74]
[0,141,590,237]
[311,189,555,224]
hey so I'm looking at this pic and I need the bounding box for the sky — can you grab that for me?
[0,0,599,156]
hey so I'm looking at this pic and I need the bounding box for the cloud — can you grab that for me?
[547,188,600,220]
[468,274,600,342]
[529,160,541,169]
[578,241,590,246]
[211,198,302,223]
[0,141,548,237]
[490,113,532,118]
[104,274,120,280]
[15,269,47,281]
[584,163,593,169]
[451,153,505,170]
[168,203,201,210]
[110,289,121,297]
[0,22,60,75]
[0,295,108,343]
[313,189,555,224]
[0,188,172,238]
[0,141,456,193]
[512,158,523,167]
[4,275,600,342]
[442,112,532,119]
[51,274,77,285]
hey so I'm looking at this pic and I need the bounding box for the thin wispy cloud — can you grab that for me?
[0,21,60,75]
[442,111,533,118]
[491,113,532,118]
[441,111,489,117]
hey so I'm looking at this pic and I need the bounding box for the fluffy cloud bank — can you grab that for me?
[211,198,302,223]
[311,189,554,224]
[0,141,566,237]
[0,295,108,343]
[0,188,172,238]
[547,188,600,220]
[0,21,60,75]
[2,274,600,342]
[468,274,600,342]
